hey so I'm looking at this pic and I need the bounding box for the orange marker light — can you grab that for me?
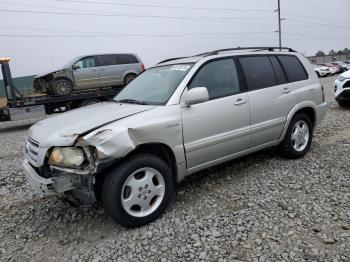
[0,57,10,63]
[51,148,63,164]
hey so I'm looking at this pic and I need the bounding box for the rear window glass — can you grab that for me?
[239,56,277,91]
[118,54,139,64]
[278,55,308,82]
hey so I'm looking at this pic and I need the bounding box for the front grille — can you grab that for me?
[344,81,350,88]
[25,137,40,165]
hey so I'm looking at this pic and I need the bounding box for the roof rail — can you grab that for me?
[203,47,296,57]
[157,47,296,65]
[157,57,190,64]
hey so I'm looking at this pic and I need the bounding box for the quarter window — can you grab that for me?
[189,59,240,100]
[118,54,139,64]
[278,55,308,82]
[239,56,277,91]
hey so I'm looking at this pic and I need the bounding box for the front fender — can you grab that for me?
[80,107,188,182]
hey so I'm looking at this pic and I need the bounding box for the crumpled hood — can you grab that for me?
[27,102,155,148]
[34,67,66,78]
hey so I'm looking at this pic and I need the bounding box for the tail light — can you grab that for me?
[321,85,325,102]
[141,63,145,72]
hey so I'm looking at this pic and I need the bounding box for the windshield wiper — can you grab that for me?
[115,99,147,105]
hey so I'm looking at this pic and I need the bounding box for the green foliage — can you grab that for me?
[315,50,325,56]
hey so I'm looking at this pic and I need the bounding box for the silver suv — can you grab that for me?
[24,47,327,227]
[34,53,144,95]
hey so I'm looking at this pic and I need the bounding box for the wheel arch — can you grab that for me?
[94,142,179,202]
[122,70,138,80]
[279,102,317,142]
[128,143,178,183]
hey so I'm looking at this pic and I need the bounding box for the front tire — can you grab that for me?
[102,154,174,228]
[278,113,313,159]
[52,79,73,96]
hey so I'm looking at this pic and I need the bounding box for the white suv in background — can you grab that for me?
[335,70,350,107]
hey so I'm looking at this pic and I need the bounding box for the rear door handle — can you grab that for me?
[282,87,292,94]
[234,98,247,105]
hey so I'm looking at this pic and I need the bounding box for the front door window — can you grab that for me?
[74,57,96,69]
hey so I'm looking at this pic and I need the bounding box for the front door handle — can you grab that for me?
[234,98,247,106]
[282,87,292,94]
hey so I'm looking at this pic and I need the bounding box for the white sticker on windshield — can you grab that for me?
[170,65,191,71]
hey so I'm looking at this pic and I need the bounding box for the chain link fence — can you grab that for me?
[0,76,34,97]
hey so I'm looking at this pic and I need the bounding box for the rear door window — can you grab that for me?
[277,55,308,82]
[269,56,287,85]
[239,56,277,91]
[96,55,119,67]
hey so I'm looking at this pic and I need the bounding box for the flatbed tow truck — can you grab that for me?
[0,58,121,122]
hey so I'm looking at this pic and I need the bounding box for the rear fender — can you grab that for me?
[279,101,317,142]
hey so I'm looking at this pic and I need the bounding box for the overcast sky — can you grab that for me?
[0,0,349,77]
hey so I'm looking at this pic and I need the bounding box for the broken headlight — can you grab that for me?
[49,147,85,168]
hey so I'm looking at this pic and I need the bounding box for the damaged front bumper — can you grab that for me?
[23,159,82,195]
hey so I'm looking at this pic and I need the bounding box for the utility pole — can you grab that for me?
[274,0,285,50]
[277,0,282,49]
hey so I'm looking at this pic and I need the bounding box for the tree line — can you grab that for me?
[315,48,350,56]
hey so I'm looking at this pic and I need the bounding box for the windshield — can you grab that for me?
[114,64,193,105]
[62,56,81,68]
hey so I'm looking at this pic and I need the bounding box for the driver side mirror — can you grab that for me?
[72,64,81,70]
[182,87,209,107]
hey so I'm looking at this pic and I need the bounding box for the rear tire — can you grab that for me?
[124,74,137,86]
[316,71,320,78]
[277,113,313,159]
[102,154,174,228]
[52,79,73,96]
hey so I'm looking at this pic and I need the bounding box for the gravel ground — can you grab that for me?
[1,75,349,262]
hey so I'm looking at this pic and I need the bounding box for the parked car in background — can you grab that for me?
[313,64,330,77]
[335,70,350,107]
[330,62,349,73]
[318,63,340,75]
[34,54,145,96]
[24,47,327,227]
